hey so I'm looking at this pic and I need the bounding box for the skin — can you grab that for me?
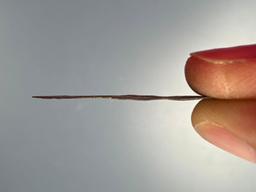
[185,45,256,163]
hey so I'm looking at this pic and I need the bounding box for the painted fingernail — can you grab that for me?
[195,122,256,163]
[191,44,256,63]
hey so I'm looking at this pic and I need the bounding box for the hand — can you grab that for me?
[185,44,256,163]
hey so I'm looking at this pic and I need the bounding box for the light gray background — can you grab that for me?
[1,0,256,191]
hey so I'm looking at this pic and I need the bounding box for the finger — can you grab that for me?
[185,44,256,99]
[192,98,256,163]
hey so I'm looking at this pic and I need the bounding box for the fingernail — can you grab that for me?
[191,44,256,64]
[195,121,256,163]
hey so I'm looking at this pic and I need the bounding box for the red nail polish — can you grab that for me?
[191,44,256,62]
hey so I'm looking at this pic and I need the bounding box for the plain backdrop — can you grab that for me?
[1,0,256,191]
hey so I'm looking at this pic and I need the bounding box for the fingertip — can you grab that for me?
[185,55,235,99]
[191,99,256,163]
[185,45,256,99]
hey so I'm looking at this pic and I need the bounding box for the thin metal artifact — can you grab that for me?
[32,95,206,101]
